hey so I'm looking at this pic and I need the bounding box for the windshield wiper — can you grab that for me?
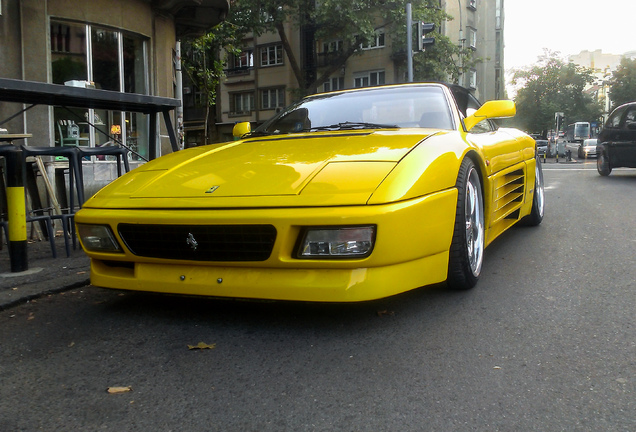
[310,121,398,131]
[245,130,276,137]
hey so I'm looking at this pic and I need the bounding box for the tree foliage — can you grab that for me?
[608,57,636,109]
[508,50,603,133]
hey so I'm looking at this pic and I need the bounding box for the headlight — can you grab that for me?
[297,226,375,259]
[77,224,123,253]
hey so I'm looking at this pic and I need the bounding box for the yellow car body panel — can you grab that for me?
[76,83,541,302]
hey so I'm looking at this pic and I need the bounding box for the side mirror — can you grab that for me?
[232,122,251,139]
[464,100,516,132]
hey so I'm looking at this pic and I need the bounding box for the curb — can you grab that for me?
[0,275,91,311]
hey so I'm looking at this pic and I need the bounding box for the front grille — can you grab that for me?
[118,224,277,262]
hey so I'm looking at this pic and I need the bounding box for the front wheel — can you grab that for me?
[520,156,545,226]
[597,148,611,176]
[447,158,484,290]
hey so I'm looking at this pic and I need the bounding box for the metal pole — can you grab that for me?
[406,3,413,83]
[6,147,28,272]
[175,41,184,150]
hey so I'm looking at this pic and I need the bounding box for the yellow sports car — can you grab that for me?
[76,83,544,302]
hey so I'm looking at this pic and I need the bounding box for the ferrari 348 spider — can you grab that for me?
[76,83,544,302]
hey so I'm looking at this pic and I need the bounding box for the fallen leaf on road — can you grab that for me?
[107,386,132,394]
[377,310,394,317]
[76,271,86,275]
[188,342,216,350]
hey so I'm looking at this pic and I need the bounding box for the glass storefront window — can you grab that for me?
[91,28,120,91]
[123,35,146,94]
[50,20,149,161]
[51,22,88,85]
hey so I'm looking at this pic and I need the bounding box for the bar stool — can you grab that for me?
[20,145,82,257]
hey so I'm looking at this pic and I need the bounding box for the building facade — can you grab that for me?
[214,0,505,140]
[1,0,228,190]
[569,49,636,119]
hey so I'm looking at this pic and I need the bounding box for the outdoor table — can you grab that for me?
[0,133,32,142]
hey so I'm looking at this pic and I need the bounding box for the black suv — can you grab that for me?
[597,102,636,175]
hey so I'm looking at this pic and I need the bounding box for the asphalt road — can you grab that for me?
[0,159,634,431]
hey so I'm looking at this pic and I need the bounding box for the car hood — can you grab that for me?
[86,130,441,209]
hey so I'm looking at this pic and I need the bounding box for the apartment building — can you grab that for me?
[214,0,505,140]
[569,49,636,118]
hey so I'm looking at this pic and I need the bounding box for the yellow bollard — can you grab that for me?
[6,147,28,272]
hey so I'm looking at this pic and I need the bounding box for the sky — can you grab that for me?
[503,0,633,94]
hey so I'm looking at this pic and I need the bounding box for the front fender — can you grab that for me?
[368,132,468,204]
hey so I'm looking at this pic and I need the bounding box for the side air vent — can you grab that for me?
[492,168,525,224]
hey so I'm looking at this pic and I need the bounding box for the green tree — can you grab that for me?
[509,50,602,134]
[181,0,263,143]
[608,57,636,109]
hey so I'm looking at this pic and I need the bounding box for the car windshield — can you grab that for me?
[251,86,454,136]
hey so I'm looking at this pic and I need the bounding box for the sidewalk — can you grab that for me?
[0,237,90,310]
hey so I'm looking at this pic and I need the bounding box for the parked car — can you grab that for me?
[536,139,549,157]
[75,83,545,302]
[597,102,636,175]
[578,138,598,158]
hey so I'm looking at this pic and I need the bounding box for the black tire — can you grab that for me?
[520,156,545,227]
[597,147,611,176]
[447,158,484,290]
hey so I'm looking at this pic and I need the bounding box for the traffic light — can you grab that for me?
[417,22,435,51]
[555,112,564,131]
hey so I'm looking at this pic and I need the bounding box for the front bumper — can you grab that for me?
[77,189,457,302]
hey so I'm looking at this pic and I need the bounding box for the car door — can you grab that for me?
[612,106,636,167]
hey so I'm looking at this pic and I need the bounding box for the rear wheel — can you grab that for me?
[597,148,611,176]
[447,158,484,290]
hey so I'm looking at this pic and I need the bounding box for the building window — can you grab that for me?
[468,27,477,49]
[495,0,502,29]
[361,31,385,50]
[323,76,345,92]
[261,88,285,110]
[50,20,149,160]
[354,70,385,88]
[323,40,342,53]
[229,49,254,75]
[261,44,284,67]
[495,68,502,99]
[231,92,255,115]
[469,69,477,89]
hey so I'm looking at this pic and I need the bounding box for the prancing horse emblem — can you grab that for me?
[186,233,199,251]
[205,185,220,194]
